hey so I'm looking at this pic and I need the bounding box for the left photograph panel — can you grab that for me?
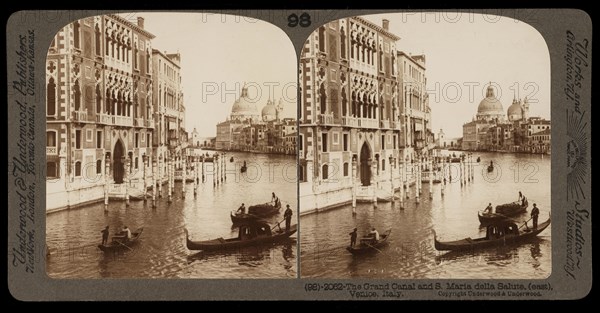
[45,13,298,279]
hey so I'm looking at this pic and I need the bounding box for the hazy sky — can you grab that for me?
[125,12,550,138]
[133,13,297,137]
[363,12,551,137]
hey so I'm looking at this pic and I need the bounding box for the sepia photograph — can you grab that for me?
[44,12,298,278]
[298,12,551,279]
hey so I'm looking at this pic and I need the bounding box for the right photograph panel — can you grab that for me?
[299,13,551,279]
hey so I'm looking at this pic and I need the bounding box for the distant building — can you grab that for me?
[436,129,460,149]
[215,85,295,154]
[462,83,549,153]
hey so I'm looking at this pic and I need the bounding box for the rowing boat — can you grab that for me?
[346,229,391,255]
[97,227,144,253]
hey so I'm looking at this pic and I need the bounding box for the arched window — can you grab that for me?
[382,159,386,171]
[146,49,150,73]
[343,162,349,177]
[342,88,347,116]
[75,161,82,177]
[340,27,346,59]
[95,85,102,114]
[133,43,138,69]
[298,164,304,182]
[47,162,58,178]
[73,21,80,49]
[95,25,101,56]
[74,80,81,111]
[318,27,326,53]
[319,83,326,114]
[46,131,56,147]
[96,159,102,174]
[47,77,56,116]
[322,164,329,180]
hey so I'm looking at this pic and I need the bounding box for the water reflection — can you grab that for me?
[301,152,551,279]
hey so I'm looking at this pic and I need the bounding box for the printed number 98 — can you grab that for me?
[288,13,311,27]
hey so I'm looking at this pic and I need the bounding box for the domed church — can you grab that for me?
[230,85,261,123]
[476,84,505,122]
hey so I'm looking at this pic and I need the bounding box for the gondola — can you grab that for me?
[495,199,528,215]
[230,211,259,224]
[230,157,234,163]
[97,227,144,253]
[433,215,550,251]
[248,201,281,217]
[487,165,494,172]
[185,221,297,251]
[346,229,392,255]
[241,161,247,173]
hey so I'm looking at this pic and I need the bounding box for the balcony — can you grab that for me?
[134,118,144,127]
[72,110,88,122]
[341,116,359,127]
[114,116,133,127]
[380,120,390,129]
[46,146,57,155]
[358,118,379,129]
[97,113,112,125]
[392,121,401,129]
[146,119,155,128]
[318,113,335,126]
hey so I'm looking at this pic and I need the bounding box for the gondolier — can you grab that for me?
[484,203,493,214]
[284,204,293,232]
[101,226,109,245]
[531,203,540,229]
[349,228,358,247]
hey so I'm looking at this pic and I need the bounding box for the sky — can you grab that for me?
[122,12,550,138]
[127,12,297,137]
[363,12,551,137]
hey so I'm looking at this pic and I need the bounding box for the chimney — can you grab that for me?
[382,19,389,31]
[137,17,145,29]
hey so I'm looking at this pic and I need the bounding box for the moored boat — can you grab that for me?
[185,221,297,251]
[433,215,550,251]
[248,201,281,217]
[98,227,144,253]
[230,211,259,224]
[477,211,510,225]
[495,199,528,215]
[346,229,391,255]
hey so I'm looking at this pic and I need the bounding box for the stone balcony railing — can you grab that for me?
[46,146,57,155]
[341,116,359,127]
[135,118,144,127]
[392,121,401,129]
[318,113,335,125]
[146,119,155,128]
[114,115,133,127]
[97,113,112,125]
[73,110,88,122]
[358,118,378,129]
[380,120,390,129]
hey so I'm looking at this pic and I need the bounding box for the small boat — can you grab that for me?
[240,161,247,173]
[433,216,550,251]
[230,157,234,162]
[346,229,392,255]
[487,165,494,172]
[230,211,260,224]
[248,201,281,217]
[495,199,528,216]
[97,227,144,253]
[185,221,297,251]
[477,157,481,163]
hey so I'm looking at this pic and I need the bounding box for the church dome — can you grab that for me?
[261,100,277,117]
[230,85,259,121]
[476,84,504,121]
[507,100,523,120]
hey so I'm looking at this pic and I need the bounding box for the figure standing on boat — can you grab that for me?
[237,203,246,214]
[484,203,493,214]
[271,192,279,206]
[518,191,523,202]
[101,226,109,245]
[284,204,293,232]
[531,204,540,229]
[349,228,358,247]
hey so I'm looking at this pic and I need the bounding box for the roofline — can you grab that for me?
[352,16,401,41]
[397,51,426,70]
[152,49,181,68]
[108,14,155,39]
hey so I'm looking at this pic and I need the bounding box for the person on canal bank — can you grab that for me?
[237,203,246,214]
[101,226,109,245]
[484,203,493,214]
[349,228,358,247]
[531,203,540,229]
[284,204,293,232]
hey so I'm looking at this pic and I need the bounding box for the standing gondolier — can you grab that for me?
[101,226,109,245]
[531,203,540,229]
[284,204,293,232]
[349,228,358,247]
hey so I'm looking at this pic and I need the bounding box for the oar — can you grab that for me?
[519,217,533,230]
[364,241,384,254]
[271,218,286,231]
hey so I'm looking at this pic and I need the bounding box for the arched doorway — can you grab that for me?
[360,142,371,186]
[113,140,125,184]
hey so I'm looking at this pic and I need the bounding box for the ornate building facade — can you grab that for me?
[299,17,430,214]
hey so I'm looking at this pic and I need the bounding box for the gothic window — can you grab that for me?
[342,88,347,116]
[343,162,349,177]
[318,27,326,53]
[73,21,80,49]
[47,77,56,115]
[319,83,326,114]
[75,161,82,177]
[340,27,346,59]
[95,25,101,55]
[96,160,102,174]
[322,164,329,180]
[74,80,81,111]
[96,85,102,113]
[47,131,56,147]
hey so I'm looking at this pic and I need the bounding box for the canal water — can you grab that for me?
[46,152,298,279]
[300,152,551,279]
